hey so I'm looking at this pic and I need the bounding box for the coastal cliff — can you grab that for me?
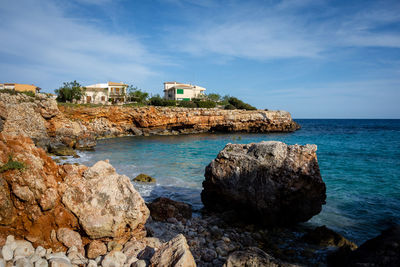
[59,104,300,137]
[0,91,300,151]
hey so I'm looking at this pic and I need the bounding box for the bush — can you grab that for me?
[55,81,85,102]
[0,155,25,173]
[149,95,164,106]
[224,104,236,110]
[197,100,216,108]
[163,100,176,106]
[127,86,149,103]
[178,101,197,108]
[21,91,35,97]
[228,97,257,110]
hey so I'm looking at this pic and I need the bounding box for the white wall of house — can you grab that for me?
[163,82,206,100]
[83,90,109,104]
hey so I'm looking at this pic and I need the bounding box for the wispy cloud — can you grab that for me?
[0,0,164,90]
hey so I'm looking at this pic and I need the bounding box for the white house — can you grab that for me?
[82,81,127,104]
[163,82,206,101]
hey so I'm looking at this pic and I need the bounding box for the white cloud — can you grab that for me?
[0,0,164,91]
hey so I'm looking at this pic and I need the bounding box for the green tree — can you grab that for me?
[228,97,257,110]
[55,81,85,102]
[127,85,149,103]
[207,93,221,102]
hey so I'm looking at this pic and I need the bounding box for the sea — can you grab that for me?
[62,119,400,245]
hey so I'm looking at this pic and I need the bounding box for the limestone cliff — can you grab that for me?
[0,91,299,151]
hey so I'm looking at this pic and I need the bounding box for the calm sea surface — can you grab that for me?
[66,119,400,244]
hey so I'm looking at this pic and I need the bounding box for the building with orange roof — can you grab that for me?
[82,81,128,104]
[0,83,41,93]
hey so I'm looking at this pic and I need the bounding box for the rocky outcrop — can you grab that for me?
[201,141,326,226]
[0,133,149,250]
[0,92,96,151]
[330,225,400,267]
[59,105,300,137]
[302,226,357,249]
[148,197,192,222]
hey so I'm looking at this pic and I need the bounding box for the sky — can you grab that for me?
[0,0,399,118]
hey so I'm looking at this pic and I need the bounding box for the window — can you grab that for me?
[177,89,184,94]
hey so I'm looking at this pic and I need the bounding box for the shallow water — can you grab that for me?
[65,119,400,244]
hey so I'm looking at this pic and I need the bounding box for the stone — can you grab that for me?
[107,241,123,252]
[34,258,48,267]
[15,257,33,267]
[201,141,326,226]
[35,246,46,258]
[56,228,83,253]
[1,245,13,261]
[133,174,156,183]
[67,251,88,265]
[201,248,217,262]
[62,161,149,239]
[49,258,72,267]
[14,240,34,258]
[223,247,295,267]
[132,260,146,267]
[302,225,357,249]
[87,260,97,267]
[0,259,5,267]
[149,234,196,267]
[87,241,107,259]
[148,197,192,222]
[101,251,126,267]
[48,146,76,157]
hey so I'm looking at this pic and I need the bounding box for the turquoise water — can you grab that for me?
[68,119,400,244]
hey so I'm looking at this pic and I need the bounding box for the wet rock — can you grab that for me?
[302,226,357,249]
[201,141,326,226]
[148,197,192,222]
[87,240,107,259]
[333,225,400,267]
[150,234,196,267]
[223,247,296,267]
[62,160,150,239]
[48,146,76,157]
[133,174,156,183]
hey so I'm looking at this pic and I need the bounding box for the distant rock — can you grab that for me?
[148,197,192,222]
[201,141,326,226]
[133,173,156,183]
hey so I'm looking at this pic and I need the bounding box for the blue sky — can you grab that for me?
[1,0,399,118]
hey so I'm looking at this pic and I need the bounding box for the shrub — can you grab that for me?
[21,91,35,97]
[224,104,236,110]
[178,101,197,108]
[228,97,256,110]
[0,155,25,173]
[197,100,216,108]
[163,100,177,106]
[149,95,164,106]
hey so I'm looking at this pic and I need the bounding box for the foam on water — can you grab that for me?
[71,119,400,244]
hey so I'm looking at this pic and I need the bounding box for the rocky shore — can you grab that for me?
[0,92,300,152]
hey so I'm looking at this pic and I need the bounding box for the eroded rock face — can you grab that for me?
[201,141,326,226]
[61,160,149,240]
[149,234,196,267]
[0,133,149,250]
[224,247,297,267]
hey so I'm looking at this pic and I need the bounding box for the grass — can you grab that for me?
[0,155,25,173]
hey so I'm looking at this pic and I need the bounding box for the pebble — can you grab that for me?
[87,260,97,267]
[35,247,46,258]
[15,257,33,267]
[101,251,126,267]
[35,259,49,267]
[131,260,146,267]
[0,259,5,267]
[14,240,34,258]
[1,245,13,261]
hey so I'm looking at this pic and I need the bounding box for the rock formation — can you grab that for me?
[224,247,297,267]
[148,197,192,222]
[201,141,326,226]
[0,133,149,250]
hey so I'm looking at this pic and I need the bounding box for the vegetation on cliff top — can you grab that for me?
[55,81,85,102]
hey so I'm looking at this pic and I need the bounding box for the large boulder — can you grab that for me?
[224,247,297,267]
[148,197,192,222]
[201,141,326,226]
[0,133,149,250]
[61,160,150,240]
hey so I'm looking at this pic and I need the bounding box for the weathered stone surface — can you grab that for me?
[87,240,107,259]
[149,234,196,267]
[224,247,297,267]
[14,240,34,258]
[148,197,192,222]
[201,141,326,226]
[101,251,126,267]
[62,160,149,240]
